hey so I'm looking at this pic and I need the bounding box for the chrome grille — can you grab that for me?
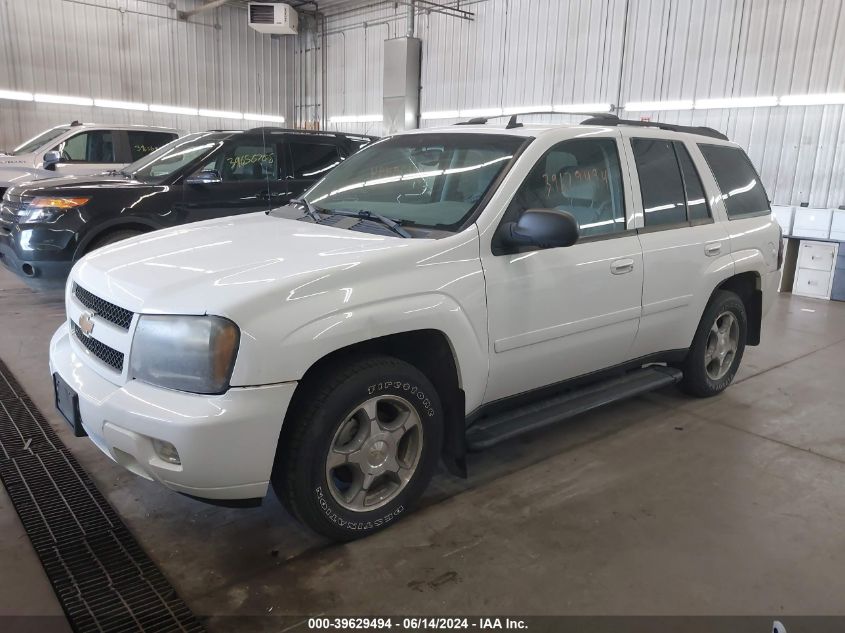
[73,283,134,330]
[71,321,124,372]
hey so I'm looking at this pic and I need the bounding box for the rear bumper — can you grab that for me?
[49,322,298,500]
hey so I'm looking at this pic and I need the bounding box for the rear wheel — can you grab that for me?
[85,230,144,254]
[679,290,747,397]
[273,355,443,541]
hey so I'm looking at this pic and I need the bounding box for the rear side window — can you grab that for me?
[128,131,177,161]
[674,143,710,222]
[698,144,770,218]
[288,141,341,178]
[631,138,686,227]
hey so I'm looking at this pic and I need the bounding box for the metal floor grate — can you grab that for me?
[0,358,205,633]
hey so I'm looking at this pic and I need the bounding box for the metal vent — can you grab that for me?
[249,4,275,23]
[0,358,204,633]
[73,283,134,330]
[71,321,125,372]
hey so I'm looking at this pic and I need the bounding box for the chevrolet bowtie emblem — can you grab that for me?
[78,311,95,337]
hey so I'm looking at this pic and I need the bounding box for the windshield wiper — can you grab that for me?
[325,209,412,238]
[288,197,322,222]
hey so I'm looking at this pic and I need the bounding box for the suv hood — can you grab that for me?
[7,173,145,194]
[72,212,422,315]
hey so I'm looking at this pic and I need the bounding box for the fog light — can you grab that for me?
[152,438,181,465]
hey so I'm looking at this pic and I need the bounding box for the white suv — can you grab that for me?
[48,115,782,540]
[0,122,178,195]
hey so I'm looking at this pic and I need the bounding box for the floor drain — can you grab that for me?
[0,358,205,633]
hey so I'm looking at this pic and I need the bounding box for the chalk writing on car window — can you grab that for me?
[227,153,274,170]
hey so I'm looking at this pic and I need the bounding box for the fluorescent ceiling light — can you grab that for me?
[198,108,243,120]
[624,100,693,111]
[779,93,845,106]
[503,105,553,115]
[150,104,198,116]
[244,113,286,123]
[329,114,383,123]
[421,110,460,120]
[695,96,777,109]
[459,107,503,118]
[34,93,94,106]
[94,98,148,111]
[554,103,613,113]
[0,89,34,101]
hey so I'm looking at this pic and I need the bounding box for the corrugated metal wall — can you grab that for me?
[0,0,295,150]
[316,0,845,208]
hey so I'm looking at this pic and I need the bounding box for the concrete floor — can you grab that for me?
[1,265,845,630]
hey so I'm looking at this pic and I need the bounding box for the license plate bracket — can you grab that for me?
[53,373,86,437]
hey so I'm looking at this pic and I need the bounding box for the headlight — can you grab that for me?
[129,315,240,394]
[20,196,90,224]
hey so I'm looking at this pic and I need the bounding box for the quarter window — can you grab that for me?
[631,138,686,227]
[674,142,711,222]
[504,138,627,239]
[56,131,118,163]
[698,144,770,218]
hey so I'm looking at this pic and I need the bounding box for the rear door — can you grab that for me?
[181,137,287,220]
[622,131,733,358]
[284,136,344,198]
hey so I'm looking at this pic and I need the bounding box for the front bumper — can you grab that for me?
[49,322,297,500]
[0,227,74,288]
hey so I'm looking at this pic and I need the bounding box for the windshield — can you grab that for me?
[306,133,525,230]
[10,126,69,156]
[126,133,223,183]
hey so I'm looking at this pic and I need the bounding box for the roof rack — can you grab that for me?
[580,114,729,141]
[454,110,624,130]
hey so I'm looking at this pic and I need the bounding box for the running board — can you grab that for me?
[466,366,683,450]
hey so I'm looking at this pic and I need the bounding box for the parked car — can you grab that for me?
[0,128,375,288]
[0,121,178,197]
[48,115,782,540]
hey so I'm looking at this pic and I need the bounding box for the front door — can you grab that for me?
[182,138,288,220]
[49,129,124,176]
[481,133,644,403]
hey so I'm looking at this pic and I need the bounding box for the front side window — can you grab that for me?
[289,141,341,178]
[631,138,687,227]
[128,131,178,161]
[126,133,222,184]
[56,131,118,163]
[306,133,524,231]
[201,142,277,181]
[503,137,627,239]
[10,126,69,156]
[698,144,770,218]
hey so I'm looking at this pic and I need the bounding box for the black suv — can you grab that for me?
[0,128,375,288]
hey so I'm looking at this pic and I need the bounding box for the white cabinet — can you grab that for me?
[792,208,832,239]
[830,210,845,242]
[793,240,838,299]
[771,205,794,234]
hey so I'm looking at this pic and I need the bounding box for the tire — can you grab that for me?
[679,290,747,397]
[273,355,444,541]
[85,230,144,254]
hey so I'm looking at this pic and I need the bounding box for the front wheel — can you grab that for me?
[679,290,747,397]
[273,355,443,541]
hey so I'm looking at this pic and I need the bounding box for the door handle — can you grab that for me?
[611,258,635,275]
[705,241,722,257]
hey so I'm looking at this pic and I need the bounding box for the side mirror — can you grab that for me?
[186,170,222,185]
[43,150,62,171]
[501,209,579,250]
